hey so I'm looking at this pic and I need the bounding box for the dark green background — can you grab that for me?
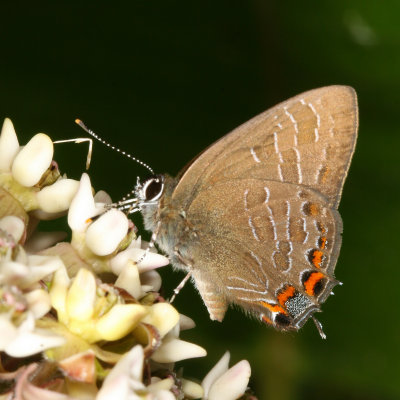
[1,1,399,399]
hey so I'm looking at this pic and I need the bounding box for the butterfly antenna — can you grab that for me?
[75,119,154,175]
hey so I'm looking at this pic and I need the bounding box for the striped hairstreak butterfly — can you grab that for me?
[80,86,358,338]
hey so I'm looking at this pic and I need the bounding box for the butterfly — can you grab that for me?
[82,86,358,337]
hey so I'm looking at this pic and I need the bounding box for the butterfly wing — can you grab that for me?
[172,86,358,210]
[170,86,358,329]
[184,179,343,330]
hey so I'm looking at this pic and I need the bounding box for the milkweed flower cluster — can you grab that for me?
[0,118,255,400]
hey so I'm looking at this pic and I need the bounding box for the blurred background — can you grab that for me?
[1,1,399,399]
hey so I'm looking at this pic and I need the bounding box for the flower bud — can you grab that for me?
[12,133,53,187]
[0,118,19,172]
[36,178,80,213]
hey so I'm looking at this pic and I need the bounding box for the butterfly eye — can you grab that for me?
[142,175,164,201]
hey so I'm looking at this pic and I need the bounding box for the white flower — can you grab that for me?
[85,208,129,256]
[0,118,79,217]
[50,267,148,343]
[0,253,66,357]
[111,236,169,298]
[36,178,80,213]
[11,133,54,187]
[68,173,131,257]
[110,236,169,275]
[114,261,143,299]
[0,118,257,399]
[0,215,25,242]
[202,351,251,400]
[97,345,145,399]
[68,173,104,232]
[98,345,180,400]
[181,379,204,399]
[151,337,207,363]
[0,312,65,357]
[0,254,64,289]
[141,302,180,337]
[0,118,20,172]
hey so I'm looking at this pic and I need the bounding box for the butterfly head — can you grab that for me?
[134,174,165,232]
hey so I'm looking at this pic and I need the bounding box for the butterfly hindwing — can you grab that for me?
[185,179,342,329]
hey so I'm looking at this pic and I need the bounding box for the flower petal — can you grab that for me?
[147,377,174,392]
[0,118,19,172]
[96,304,148,341]
[96,374,131,400]
[110,247,169,275]
[98,345,145,399]
[179,314,196,331]
[140,270,162,292]
[141,302,180,338]
[66,268,96,321]
[49,262,70,322]
[68,173,101,232]
[181,378,204,399]
[36,178,80,213]
[207,360,251,400]
[58,350,96,383]
[110,344,144,382]
[5,328,65,357]
[12,133,53,187]
[0,215,25,242]
[0,261,29,285]
[202,351,230,399]
[94,190,112,204]
[25,289,51,319]
[85,209,129,256]
[21,255,65,288]
[115,262,143,299]
[151,338,207,363]
[0,314,17,351]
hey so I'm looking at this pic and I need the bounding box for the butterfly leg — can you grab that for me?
[169,270,193,303]
[53,138,93,170]
[131,221,163,267]
[171,245,228,321]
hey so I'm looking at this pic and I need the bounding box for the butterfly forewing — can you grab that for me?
[172,86,358,210]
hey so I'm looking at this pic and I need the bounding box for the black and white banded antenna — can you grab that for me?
[75,119,160,268]
[75,119,155,207]
[75,119,154,175]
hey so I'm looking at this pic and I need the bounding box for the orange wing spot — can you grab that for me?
[85,218,93,224]
[303,202,319,216]
[261,315,273,325]
[319,236,327,249]
[259,301,287,315]
[277,286,296,306]
[311,250,323,268]
[304,272,325,296]
[309,203,319,215]
[316,222,326,234]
